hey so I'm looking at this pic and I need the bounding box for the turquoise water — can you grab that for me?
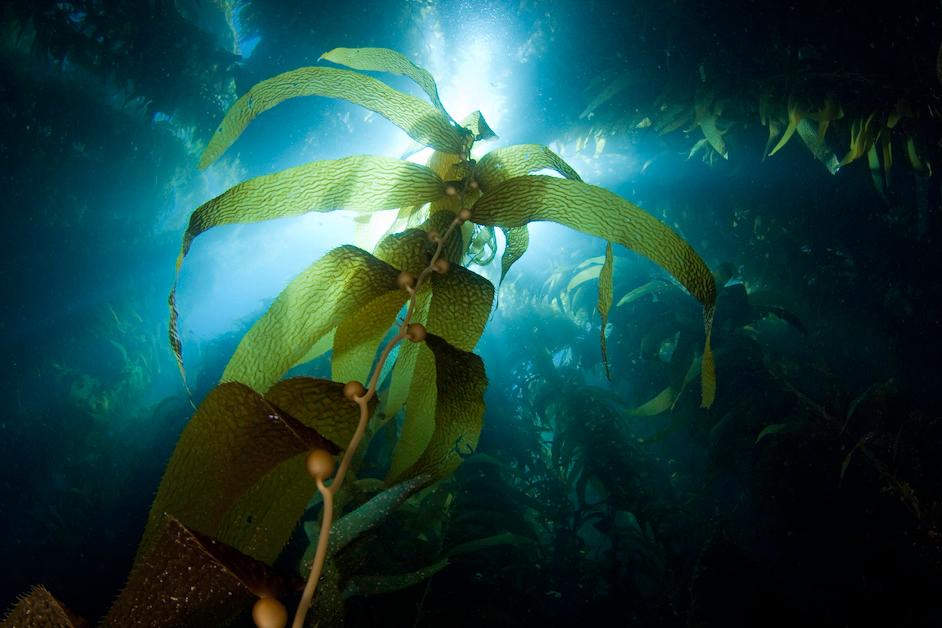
[2,1,941,626]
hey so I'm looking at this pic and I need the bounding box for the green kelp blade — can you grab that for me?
[474,144,582,193]
[199,66,468,168]
[180,156,445,259]
[320,47,454,122]
[400,110,496,159]
[381,289,432,419]
[332,290,408,385]
[222,246,401,393]
[427,264,495,351]
[390,334,488,484]
[386,342,437,481]
[137,382,339,563]
[169,157,444,388]
[471,175,717,407]
[1,586,86,628]
[106,515,298,628]
[460,110,497,141]
[597,242,614,379]
[499,226,529,285]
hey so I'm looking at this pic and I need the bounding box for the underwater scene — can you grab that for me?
[2,0,942,626]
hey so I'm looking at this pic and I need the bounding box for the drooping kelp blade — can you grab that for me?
[320,47,452,121]
[137,382,339,562]
[106,515,298,627]
[460,110,497,141]
[1,586,86,628]
[390,334,488,484]
[499,225,529,285]
[471,175,717,406]
[199,66,468,168]
[212,378,369,562]
[180,156,445,259]
[386,342,437,481]
[474,144,582,192]
[427,264,495,351]
[222,246,402,393]
[597,242,614,379]
[332,290,408,384]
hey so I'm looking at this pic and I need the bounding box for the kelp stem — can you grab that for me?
[290,180,471,627]
[292,478,333,628]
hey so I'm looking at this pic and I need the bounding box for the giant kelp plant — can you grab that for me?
[2,47,716,627]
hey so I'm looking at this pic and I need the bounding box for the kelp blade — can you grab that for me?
[471,175,716,406]
[222,246,401,393]
[200,66,467,168]
[1,586,85,628]
[137,382,338,562]
[390,333,488,484]
[320,47,452,121]
[597,242,614,379]
[474,144,582,192]
[499,226,529,285]
[180,156,445,259]
[106,515,296,627]
[214,377,368,562]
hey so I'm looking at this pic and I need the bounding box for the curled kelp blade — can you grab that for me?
[199,66,468,168]
[390,333,488,484]
[474,144,582,193]
[401,110,496,159]
[597,242,614,379]
[106,515,298,628]
[471,175,717,407]
[221,246,402,393]
[211,378,373,563]
[1,585,86,628]
[320,47,454,123]
[499,225,529,285]
[137,381,340,563]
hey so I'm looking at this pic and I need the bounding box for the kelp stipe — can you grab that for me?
[3,46,716,627]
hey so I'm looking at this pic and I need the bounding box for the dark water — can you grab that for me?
[2,0,941,626]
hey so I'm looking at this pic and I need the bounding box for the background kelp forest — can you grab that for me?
[2,0,942,626]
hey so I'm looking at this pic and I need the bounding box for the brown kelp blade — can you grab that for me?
[1,586,87,628]
[105,515,298,627]
[471,175,717,407]
[138,381,343,563]
[215,378,374,563]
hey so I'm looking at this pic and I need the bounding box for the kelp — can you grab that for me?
[137,381,348,562]
[388,334,488,484]
[319,47,453,122]
[1,586,85,628]
[106,515,297,627]
[199,66,468,169]
[474,144,582,192]
[499,226,529,285]
[597,242,615,379]
[221,246,402,393]
[471,175,716,406]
